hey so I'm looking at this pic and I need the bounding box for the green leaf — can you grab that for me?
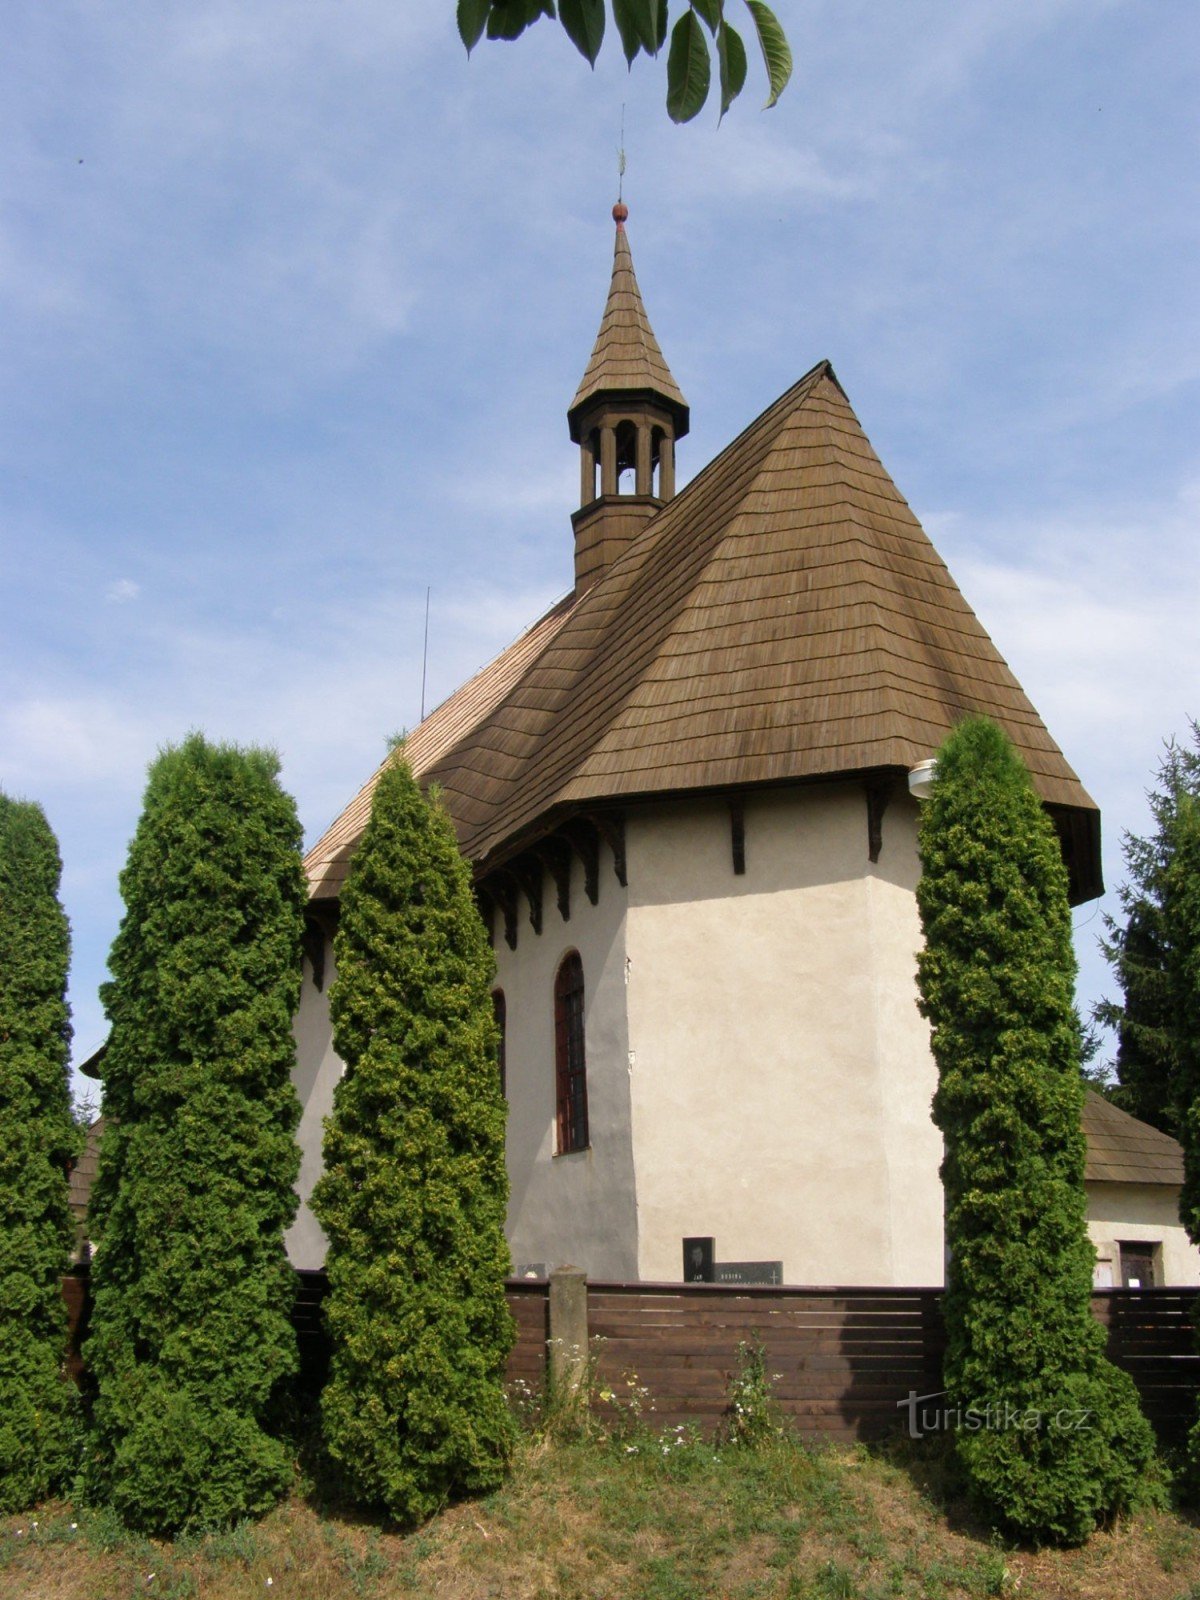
[558,0,606,64]
[666,10,711,122]
[716,19,748,119]
[486,0,554,42]
[691,0,723,33]
[457,0,492,52]
[613,0,661,62]
[743,0,792,108]
[651,0,669,51]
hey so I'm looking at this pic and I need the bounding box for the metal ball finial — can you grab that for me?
[613,201,629,226]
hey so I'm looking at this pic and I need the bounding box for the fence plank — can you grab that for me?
[58,1273,1198,1446]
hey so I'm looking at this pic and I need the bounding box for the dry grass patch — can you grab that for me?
[2,1433,1199,1600]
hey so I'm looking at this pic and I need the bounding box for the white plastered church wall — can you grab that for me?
[494,842,640,1279]
[287,938,339,1270]
[623,785,945,1286]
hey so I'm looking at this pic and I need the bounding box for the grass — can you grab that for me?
[3,1425,1199,1600]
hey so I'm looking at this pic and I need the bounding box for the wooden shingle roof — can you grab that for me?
[306,592,577,900]
[68,1116,105,1221]
[1082,1091,1185,1186]
[306,360,1101,899]
[567,212,689,440]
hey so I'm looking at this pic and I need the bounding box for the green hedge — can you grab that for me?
[313,755,514,1525]
[916,717,1155,1544]
[0,793,80,1511]
[84,736,306,1534]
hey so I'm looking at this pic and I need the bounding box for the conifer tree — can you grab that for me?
[1095,726,1200,1135]
[0,794,80,1512]
[916,716,1154,1545]
[1163,791,1200,1482]
[85,736,306,1534]
[312,754,514,1526]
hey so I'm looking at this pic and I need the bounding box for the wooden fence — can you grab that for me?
[588,1282,945,1440]
[1092,1289,1200,1439]
[290,1269,549,1398]
[59,1271,1198,1444]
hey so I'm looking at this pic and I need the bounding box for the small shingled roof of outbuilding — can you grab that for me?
[567,206,689,441]
[68,1116,105,1220]
[1082,1090,1185,1186]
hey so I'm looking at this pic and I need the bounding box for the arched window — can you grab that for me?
[492,989,507,1099]
[554,952,588,1153]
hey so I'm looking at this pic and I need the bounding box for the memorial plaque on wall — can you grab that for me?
[714,1260,784,1286]
[683,1236,715,1282]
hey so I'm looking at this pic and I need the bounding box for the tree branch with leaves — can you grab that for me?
[457,0,792,123]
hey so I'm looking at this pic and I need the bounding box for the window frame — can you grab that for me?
[554,951,589,1155]
[491,988,507,1100]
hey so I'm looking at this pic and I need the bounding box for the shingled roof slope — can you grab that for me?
[567,216,688,437]
[68,1116,105,1221]
[413,361,1096,870]
[306,592,577,899]
[1082,1090,1185,1186]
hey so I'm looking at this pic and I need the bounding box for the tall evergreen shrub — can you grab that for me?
[0,794,80,1511]
[1094,725,1200,1134]
[916,717,1154,1544]
[312,754,514,1525]
[1162,791,1200,1481]
[85,736,306,1534]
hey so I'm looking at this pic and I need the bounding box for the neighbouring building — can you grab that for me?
[282,203,1200,1289]
[1083,1092,1200,1288]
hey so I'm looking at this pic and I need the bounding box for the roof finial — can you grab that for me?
[614,105,628,227]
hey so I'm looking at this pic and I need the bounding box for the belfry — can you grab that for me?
[567,203,690,591]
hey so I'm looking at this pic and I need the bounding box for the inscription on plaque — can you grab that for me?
[682,1237,783,1285]
[714,1260,783,1286]
[683,1236,715,1283]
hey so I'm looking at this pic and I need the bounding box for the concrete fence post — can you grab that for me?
[548,1264,589,1399]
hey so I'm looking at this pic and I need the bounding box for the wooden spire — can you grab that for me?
[567,205,689,442]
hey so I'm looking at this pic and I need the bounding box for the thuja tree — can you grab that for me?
[1163,791,1200,1481]
[1095,725,1200,1136]
[312,753,514,1526]
[0,794,80,1511]
[85,736,306,1535]
[916,717,1154,1545]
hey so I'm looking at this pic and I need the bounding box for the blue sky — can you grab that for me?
[3,1,1197,1091]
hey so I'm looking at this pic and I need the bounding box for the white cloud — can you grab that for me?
[924,479,1200,1046]
[0,695,154,792]
[105,578,141,604]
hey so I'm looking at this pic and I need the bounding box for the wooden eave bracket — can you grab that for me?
[302,901,339,991]
[486,876,519,950]
[534,839,573,922]
[561,821,601,906]
[585,811,627,888]
[729,797,746,875]
[864,780,892,864]
[474,885,496,945]
[477,809,627,928]
[510,858,544,936]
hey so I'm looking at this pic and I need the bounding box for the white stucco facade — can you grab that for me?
[623,785,943,1285]
[288,780,949,1285]
[495,843,639,1279]
[287,940,340,1269]
[287,782,1200,1288]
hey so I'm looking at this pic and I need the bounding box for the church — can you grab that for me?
[286,204,1199,1291]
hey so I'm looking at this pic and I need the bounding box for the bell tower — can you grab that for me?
[567,203,690,593]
